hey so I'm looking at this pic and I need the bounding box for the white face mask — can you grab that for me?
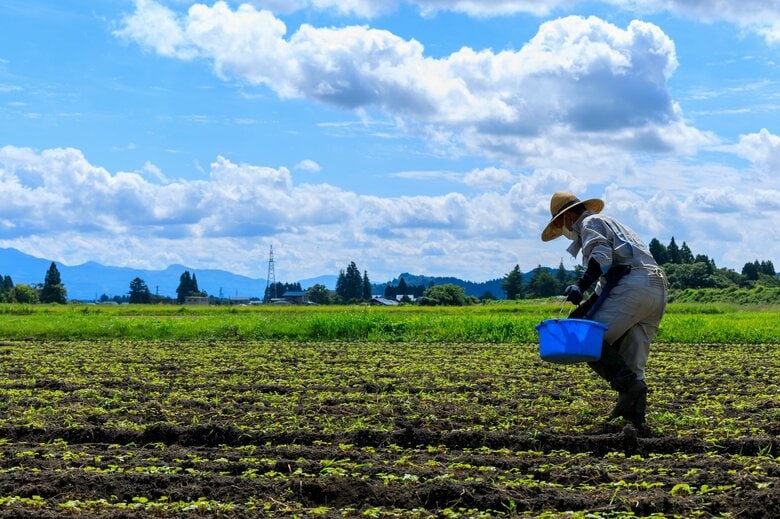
[562,224,577,241]
[560,214,577,241]
[560,213,582,257]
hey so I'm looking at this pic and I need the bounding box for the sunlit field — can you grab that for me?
[0,301,778,343]
[0,302,776,517]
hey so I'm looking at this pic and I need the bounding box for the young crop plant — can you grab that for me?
[0,302,776,516]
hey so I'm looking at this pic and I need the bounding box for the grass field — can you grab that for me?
[0,302,777,517]
[0,300,778,343]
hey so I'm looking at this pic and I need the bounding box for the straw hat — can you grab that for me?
[541,192,604,241]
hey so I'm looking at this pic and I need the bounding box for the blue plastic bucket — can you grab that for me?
[535,318,606,364]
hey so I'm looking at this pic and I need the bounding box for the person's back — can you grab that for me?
[580,213,657,268]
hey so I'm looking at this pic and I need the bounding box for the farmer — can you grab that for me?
[541,192,668,428]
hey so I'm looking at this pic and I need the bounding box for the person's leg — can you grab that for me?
[586,333,646,424]
[587,270,666,425]
[593,269,666,373]
[621,275,667,426]
[614,324,652,380]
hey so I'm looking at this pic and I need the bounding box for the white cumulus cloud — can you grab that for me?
[0,146,538,278]
[463,167,514,189]
[0,145,777,280]
[294,159,322,172]
[238,1,780,43]
[734,129,780,173]
[116,3,711,163]
[610,0,780,44]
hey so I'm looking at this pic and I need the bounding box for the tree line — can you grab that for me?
[648,237,775,290]
[7,238,775,305]
[297,261,476,305]
[264,282,302,303]
[0,262,68,304]
[120,272,204,305]
[500,236,778,300]
[127,271,269,305]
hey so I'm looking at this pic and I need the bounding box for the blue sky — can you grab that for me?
[0,0,779,284]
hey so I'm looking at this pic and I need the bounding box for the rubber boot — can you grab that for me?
[610,376,647,422]
[588,341,646,422]
[625,387,647,428]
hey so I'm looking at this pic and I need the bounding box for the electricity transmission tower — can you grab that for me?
[264,245,276,303]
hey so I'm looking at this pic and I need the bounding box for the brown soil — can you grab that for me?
[0,423,776,518]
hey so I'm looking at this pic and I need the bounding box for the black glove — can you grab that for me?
[564,258,602,305]
[576,257,603,292]
[569,292,598,319]
[563,284,583,305]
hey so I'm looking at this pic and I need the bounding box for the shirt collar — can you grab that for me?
[566,211,593,258]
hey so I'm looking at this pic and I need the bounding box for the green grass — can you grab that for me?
[669,285,780,304]
[0,300,777,343]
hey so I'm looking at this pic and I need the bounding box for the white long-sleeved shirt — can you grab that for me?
[572,211,658,273]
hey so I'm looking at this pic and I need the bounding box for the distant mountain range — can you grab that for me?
[0,247,510,301]
[0,247,334,301]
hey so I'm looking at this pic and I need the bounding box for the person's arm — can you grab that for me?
[580,217,614,274]
[564,257,602,304]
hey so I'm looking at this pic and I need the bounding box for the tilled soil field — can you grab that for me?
[0,340,777,517]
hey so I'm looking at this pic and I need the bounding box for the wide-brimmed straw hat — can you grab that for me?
[541,191,604,241]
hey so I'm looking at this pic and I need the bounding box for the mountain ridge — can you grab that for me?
[0,248,504,301]
[0,248,272,301]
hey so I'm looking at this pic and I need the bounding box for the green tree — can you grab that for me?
[680,242,695,264]
[176,271,190,303]
[13,284,39,303]
[525,267,559,298]
[176,271,201,303]
[648,238,668,265]
[667,237,681,264]
[0,275,13,303]
[397,277,408,296]
[362,270,371,300]
[664,262,724,289]
[39,262,67,303]
[335,262,363,302]
[554,260,570,293]
[305,284,331,305]
[419,283,467,306]
[742,259,776,280]
[129,277,152,304]
[265,282,302,301]
[742,261,759,281]
[335,269,346,300]
[501,264,523,300]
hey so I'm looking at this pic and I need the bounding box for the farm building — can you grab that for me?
[370,296,399,306]
[280,291,308,304]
